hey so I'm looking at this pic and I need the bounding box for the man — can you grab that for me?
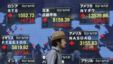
[46,31,67,64]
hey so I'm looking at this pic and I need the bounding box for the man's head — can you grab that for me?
[51,31,67,49]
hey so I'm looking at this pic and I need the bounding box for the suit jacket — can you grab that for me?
[46,47,62,64]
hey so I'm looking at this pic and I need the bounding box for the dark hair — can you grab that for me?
[52,39,61,47]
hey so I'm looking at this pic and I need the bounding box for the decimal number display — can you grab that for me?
[52,18,70,22]
[18,13,35,18]
[80,41,98,46]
